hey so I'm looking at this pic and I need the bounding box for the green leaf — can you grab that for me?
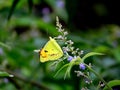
[27,0,33,13]
[0,42,11,49]
[82,52,103,62]
[54,64,69,78]
[103,80,120,90]
[94,45,110,53]
[7,0,20,20]
[64,59,77,79]
[8,17,59,36]
[112,47,120,62]
[0,71,13,77]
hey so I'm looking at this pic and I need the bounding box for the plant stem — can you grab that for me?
[85,64,112,90]
[0,42,11,49]
[0,68,49,90]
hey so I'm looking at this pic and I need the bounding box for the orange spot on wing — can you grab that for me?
[40,49,47,58]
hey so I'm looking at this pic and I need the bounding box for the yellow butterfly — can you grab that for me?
[37,37,63,62]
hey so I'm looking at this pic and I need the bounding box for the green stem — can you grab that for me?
[85,64,112,90]
[0,42,11,49]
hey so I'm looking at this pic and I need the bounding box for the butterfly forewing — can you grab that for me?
[40,37,63,62]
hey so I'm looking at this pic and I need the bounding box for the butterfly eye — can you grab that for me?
[40,50,47,58]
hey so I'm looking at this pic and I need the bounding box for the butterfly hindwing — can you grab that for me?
[40,37,63,62]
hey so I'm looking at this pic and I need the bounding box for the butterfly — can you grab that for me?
[36,37,63,62]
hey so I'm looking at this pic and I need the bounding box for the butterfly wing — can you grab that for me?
[40,37,63,62]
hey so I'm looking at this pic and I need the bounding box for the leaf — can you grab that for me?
[8,17,59,36]
[112,48,120,62]
[7,0,20,20]
[27,0,33,13]
[54,64,69,78]
[0,42,11,49]
[64,61,74,79]
[82,52,103,62]
[0,71,13,77]
[103,80,120,90]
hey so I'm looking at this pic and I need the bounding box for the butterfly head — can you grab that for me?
[40,49,48,58]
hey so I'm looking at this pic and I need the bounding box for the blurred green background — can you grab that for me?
[0,0,120,90]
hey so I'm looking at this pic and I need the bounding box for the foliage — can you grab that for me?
[103,80,120,90]
[0,0,120,90]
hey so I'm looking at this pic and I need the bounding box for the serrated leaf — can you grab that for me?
[103,80,120,90]
[0,71,14,77]
[82,52,103,62]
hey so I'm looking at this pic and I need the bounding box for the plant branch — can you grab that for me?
[85,64,112,90]
[0,68,49,90]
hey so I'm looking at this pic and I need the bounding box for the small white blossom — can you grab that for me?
[57,35,63,39]
[64,31,68,35]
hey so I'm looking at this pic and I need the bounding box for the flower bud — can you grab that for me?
[79,63,86,70]
[67,56,73,62]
